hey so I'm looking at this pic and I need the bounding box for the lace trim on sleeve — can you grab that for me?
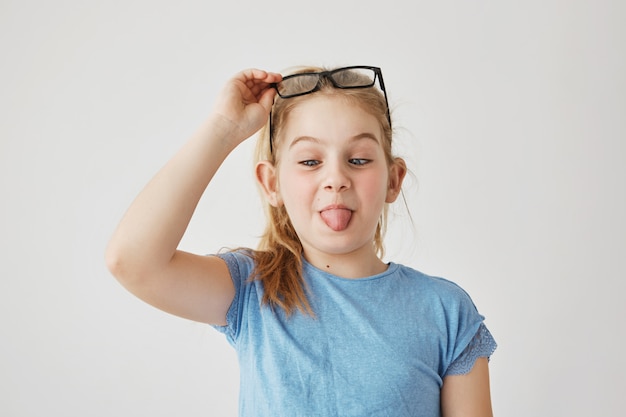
[445,322,497,376]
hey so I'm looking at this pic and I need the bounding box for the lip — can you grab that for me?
[319,204,352,213]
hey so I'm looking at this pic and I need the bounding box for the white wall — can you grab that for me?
[1,1,624,415]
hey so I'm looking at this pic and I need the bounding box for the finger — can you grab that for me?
[238,68,266,81]
[257,87,278,113]
[263,71,283,83]
[238,68,282,84]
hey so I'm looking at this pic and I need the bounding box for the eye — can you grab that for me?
[349,158,371,166]
[299,160,320,167]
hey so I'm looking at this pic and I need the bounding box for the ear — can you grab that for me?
[255,160,283,207]
[385,157,407,203]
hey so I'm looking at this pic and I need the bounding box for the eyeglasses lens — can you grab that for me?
[277,74,320,97]
[331,68,376,88]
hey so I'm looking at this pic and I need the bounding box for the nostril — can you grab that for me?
[324,184,348,191]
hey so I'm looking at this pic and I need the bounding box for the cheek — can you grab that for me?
[362,171,389,199]
[277,171,313,208]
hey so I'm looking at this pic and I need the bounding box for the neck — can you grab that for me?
[303,248,387,279]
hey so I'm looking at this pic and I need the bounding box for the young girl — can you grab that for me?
[106,66,497,416]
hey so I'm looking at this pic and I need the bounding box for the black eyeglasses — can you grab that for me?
[268,65,391,153]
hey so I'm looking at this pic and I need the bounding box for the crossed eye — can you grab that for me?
[299,159,371,167]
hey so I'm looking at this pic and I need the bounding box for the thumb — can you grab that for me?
[257,87,278,114]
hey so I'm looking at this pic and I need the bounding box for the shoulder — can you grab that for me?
[394,263,491,366]
[394,263,477,305]
[211,248,260,341]
[216,248,256,277]
[391,263,484,333]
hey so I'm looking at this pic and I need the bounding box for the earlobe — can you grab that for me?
[386,158,407,203]
[255,161,282,207]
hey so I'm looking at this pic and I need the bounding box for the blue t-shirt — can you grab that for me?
[213,250,496,417]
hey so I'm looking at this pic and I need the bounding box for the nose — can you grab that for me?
[323,160,351,192]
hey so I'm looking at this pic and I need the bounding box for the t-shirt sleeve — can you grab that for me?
[444,322,497,376]
[432,277,497,377]
[210,250,255,345]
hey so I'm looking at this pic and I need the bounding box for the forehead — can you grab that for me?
[280,95,383,142]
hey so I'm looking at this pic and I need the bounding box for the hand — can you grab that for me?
[212,68,282,143]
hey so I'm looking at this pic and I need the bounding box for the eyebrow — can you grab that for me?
[288,132,380,149]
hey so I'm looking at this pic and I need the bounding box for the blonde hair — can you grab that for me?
[250,66,397,316]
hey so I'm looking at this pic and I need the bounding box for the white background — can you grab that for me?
[1,0,624,416]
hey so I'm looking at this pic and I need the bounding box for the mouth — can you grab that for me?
[320,205,353,231]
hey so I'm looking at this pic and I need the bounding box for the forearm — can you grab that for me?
[105,114,244,281]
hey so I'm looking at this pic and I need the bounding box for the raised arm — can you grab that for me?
[105,69,281,325]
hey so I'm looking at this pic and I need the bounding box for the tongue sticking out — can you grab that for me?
[320,209,352,231]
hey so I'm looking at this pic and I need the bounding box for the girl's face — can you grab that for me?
[259,95,404,272]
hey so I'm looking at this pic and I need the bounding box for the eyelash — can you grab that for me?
[298,159,371,167]
[349,158,370,166]
[300,160,320,167]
